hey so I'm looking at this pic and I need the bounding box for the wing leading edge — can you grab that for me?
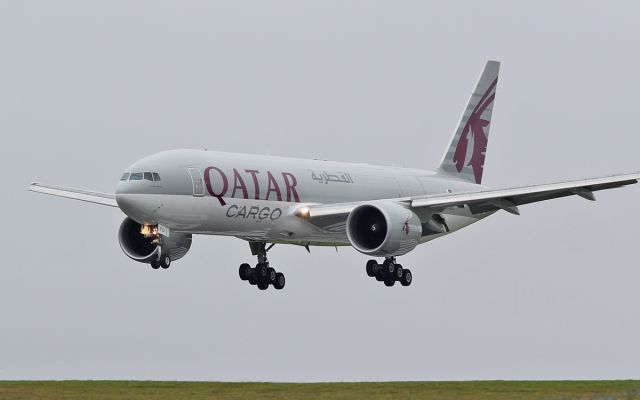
[29,182,118,207]
[300,172,640,229]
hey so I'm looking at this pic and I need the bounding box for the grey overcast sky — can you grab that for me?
[1,0,640,381]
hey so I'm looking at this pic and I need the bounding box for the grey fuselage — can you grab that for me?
[116,149,489,246]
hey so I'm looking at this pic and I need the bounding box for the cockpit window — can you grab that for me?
[128,172,160,182]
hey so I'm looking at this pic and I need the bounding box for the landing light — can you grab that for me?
[294,206,310,219]
[141,224,159,238]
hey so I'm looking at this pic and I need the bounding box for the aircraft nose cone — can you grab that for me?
[116,193,155,222]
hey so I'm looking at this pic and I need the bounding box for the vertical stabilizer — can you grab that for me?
[438,60,500,184]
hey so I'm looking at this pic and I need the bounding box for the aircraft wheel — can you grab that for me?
[384,280,395,287]
[393,264,404,280]
[239,263,251,280]
[366,260,378,277]
[248,276,257,285]
[273,273,285,290]
[375,272,385,281]
[159,254,171,269]
[382,259,394,275]
[257,282,269,290]
[267,267,277,283]
[150,260,160,270]
[256,263,268,280]
[401,269,412,286]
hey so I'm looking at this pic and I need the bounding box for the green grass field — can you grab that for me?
[1,381,639,400]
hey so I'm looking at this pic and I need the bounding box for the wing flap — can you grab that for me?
[29,182,118,207]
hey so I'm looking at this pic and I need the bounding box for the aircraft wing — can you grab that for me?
[300,172,640,228]
[29,182,118,207]
[410,172,640,215]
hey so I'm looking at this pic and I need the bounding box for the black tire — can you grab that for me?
[382,259,394,275]
[401,269,412,286]
[150,260,160,270]
[375,271,385,281]
[384,280,395,287]
[256,263,268,280]
[248,277,257,285]
[366,260,378,277]
[257,282,269,290]
[160,255,171,269]
[267,267,277,283]
[394,264,404,280]
[274,272,285,290]
[239,263,251,280]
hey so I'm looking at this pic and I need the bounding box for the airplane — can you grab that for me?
[29,60,640,290]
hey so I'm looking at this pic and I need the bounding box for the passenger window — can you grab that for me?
[130,173,143,181]
[120,173,130,181]
[144,172,153,181]
[153,172,161,181]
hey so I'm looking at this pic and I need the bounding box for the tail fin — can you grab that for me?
[438,60,500,184]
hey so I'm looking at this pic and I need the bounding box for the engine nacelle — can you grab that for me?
[118,217,192,263]
[346,200,422,257]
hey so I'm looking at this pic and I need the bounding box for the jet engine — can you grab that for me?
[346,200,422,257]
[118,217,192,264]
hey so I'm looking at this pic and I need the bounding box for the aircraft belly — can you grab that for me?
[152,196,281,235]
[124,194,348,243]
[119,190,494,248]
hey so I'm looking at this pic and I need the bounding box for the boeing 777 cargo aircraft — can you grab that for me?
[30,61,640,290]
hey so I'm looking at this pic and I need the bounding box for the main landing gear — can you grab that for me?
[239,242,285,290]
[366,257,412,287]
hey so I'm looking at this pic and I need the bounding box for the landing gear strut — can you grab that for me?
[239,242,285,290]
[366,257,412,287]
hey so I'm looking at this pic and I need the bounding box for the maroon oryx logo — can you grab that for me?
[453,78,497,184]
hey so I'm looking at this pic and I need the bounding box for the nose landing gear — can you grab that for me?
[239,242,286,290]
[366,257,412,287]
[150,252,171,269]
